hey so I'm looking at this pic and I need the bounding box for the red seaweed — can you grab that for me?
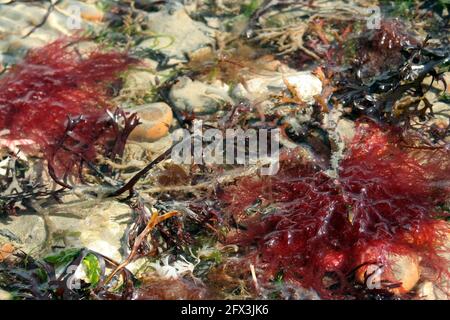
[356,18,418,81]
[0,37,138,184]
[221,121,450,298]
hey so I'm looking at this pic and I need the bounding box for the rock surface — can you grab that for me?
[120,60,159,100]
[139,5,215,63]
[0,288,12,300]
[0,0,104,64]
[0,200,133,262]
[416,281,448,300]
[128,102,173,142]
[169,76,232,114]
[356,249,421,295]
[231,71,323,104]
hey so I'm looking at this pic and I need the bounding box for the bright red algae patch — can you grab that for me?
[0,37,137,181]
[221,121,450,298]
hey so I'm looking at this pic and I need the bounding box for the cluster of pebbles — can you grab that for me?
[0,1,103,64]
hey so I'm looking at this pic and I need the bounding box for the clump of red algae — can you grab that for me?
[355,18,418,81]
[0,36,138,185]
[220,120,450,298]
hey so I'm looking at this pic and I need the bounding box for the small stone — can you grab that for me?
[0,201,133,262]
[204,16,222,29]
[0,1,103,58]
[420,102,450,138]
[0,289,12,300]
[46,10,80,35]
[0,243,14,262]
[0,215,46,254]
[169,76,232,115]
[55,0,105,23]
[129,102,173,142]
[140,6,214,62]
[136,275,214,300]
[335,117,356,144]
[356,248,421,295]
[231,71,322,104]
[121,61,158,100]
[432,102,450,119]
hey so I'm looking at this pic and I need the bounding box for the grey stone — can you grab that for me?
[231,71,322,104]
[140,6,215,62]
[0,215,46,254]
[0,201,133,261]
[169,76,232,114]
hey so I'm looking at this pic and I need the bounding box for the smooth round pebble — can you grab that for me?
[129,102,173,142]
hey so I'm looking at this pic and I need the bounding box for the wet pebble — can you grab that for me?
[356,249,421,295]
[231,71,322,104]
[128,102,173,142]
[120,59,159,99]
[139,5,214,63]
[0,200,133,262]
[0,289,12,300]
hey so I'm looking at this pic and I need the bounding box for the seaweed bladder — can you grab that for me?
[0,37,138,186]
[221,120,450,298]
